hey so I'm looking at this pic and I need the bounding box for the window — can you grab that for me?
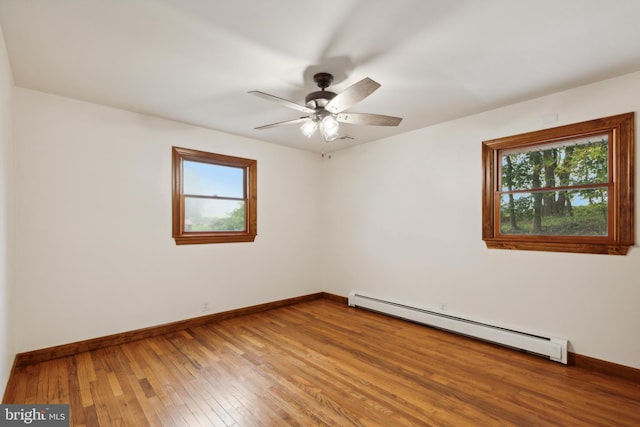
[172,147,257,244]
[482,113,634,255]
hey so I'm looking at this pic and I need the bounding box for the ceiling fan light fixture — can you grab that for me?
[320,114,339,141]
[252,71,402,143]
[300,118,317,138]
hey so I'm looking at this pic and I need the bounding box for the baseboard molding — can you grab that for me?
[14,292,329,367]
[568,352,640,383]
[11,292,639,385]
[320,292,348,304]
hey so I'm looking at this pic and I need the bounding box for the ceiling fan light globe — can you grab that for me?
[300,118,317,138]
[320,115,339,141]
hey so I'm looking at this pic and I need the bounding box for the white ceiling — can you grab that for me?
[1,0,640,153]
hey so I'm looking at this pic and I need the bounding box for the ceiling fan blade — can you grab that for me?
[337,112,402,126]
[254,117,309,130]
[325,77,381,114]
[249,90,315,114]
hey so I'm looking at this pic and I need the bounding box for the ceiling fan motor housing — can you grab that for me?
[305,90,336,109]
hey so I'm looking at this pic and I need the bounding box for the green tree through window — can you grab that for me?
[209,203,246,231]
[499,136,608,236]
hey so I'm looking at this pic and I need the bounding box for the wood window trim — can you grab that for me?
[482,112,634,255]
[172,147,257,245]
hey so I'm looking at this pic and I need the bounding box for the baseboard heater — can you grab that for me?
[348,292,568,364]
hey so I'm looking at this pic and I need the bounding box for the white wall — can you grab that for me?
[12,88,322,352]
[0,26,15,398]
[321,71,640,369]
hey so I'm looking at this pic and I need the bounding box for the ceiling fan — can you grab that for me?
[249,72,402,142]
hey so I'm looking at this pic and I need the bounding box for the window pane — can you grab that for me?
[501,135,608,191]
[499,188,608,236]
[183,160,244,198]
[184,197,246,232]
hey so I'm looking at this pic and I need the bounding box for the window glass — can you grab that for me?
[500,135,608,191]
[184,198,246,232]
[498,134,610,236]
[499,189,608,236]
[183,161,244,198]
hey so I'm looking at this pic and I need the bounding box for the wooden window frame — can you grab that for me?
[172,147,257,245]
[482,112,634,255]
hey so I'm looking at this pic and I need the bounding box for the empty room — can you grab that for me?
[1,1,640,425]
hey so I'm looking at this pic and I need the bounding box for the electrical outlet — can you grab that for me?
[439,303,447,313]
[201,302,209,313]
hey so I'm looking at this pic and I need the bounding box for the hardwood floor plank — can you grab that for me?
[261,306,494,424]
[4,298,640,426]
[133,342,196,426]
[202,347,309,426]
[35,359,50,403]
[206,323,353,426]
[24,365,40,404]
[167,333,289,426]
[7,366,27,403]
[244,318,424,425]
[75,352,96,409]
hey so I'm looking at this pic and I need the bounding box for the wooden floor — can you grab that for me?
[4,299,640,426]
